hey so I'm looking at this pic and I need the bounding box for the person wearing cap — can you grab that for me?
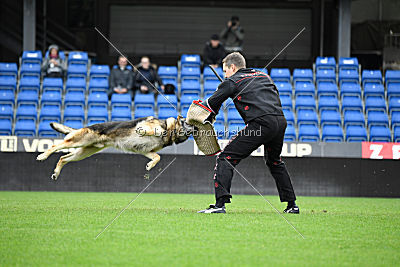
[41,44,66,78]
[203,34,226,68]
[220,16,245,52]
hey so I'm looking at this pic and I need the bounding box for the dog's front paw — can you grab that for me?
[51,173,59,181]
[36,153,48,161]
[146,161,156,171]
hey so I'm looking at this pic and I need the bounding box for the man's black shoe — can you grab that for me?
[197,204,226,213]
[283,205,300,214]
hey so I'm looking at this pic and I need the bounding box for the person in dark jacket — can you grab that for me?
[203,34,226,68]
[135,56,164,94]
[220,16,245,52]
[41,44,66,78]
[109,56,135,99]
[198,52,298,214]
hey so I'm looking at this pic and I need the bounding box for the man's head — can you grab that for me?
[118,56,128,68]
[141,56,150,69]
[210,34,220,48]
[231,16,240,27]
[222,52,246,78]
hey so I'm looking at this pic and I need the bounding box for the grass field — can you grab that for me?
[1,191,399,266]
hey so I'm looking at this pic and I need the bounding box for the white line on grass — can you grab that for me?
[94,27,177,111]
[94,157,177,239]
[225,160,305,239]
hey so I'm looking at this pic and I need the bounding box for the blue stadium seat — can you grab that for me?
[180,106,189,117]
[227,109,242,124]
[64,104,85,122]
[363,83,385,98]
[270,68,291,82]
[87,119,107,126]
[181,91,200,98]
[88,78,108,93]
[316,69,336,84]
[292,68,313,83]
[204,80,220,93]
[180,94,198,109]
[158,107,178,119]
[0,89,15,106]
[0,118,12,135]
[157,94,178,108]
[64,90,85,106]
[318,95,339,112]
[20,63,41,79]
[283,109,295,125]
[320,110,341,127]
[315,57,336,72]
[385,70,400,86]
[38,121,59,137]
[294,81,315,96]
[64,119,84,129]
[215,111,225,124]
[343,110,365,127]
[338,69,359,85]
[134,94,155,108]
[338,57,358,71]
[341,95,363,112]
[340,82,362,97]
[204,92,214,99]
[365,96,386,112]
[16,103,37,121]
[88,91,108,106]
[280,95,292,110]
[361,70,382,86]
[322,125,344,142]
[21,50,42,64]
[68,51,89,66]
[298,124,320,142]
[180,54,201,67]
[158,66,178,80]
[111,105,132,121]
[346,125,367,142]
[295,95,316,111]
[0,63,18,78]
[388,97,400,115]
[275,81,292,96]
[42,77,63,92]
[297,109,318,126]
[41,89,62,106]
[19,76,40,91]
[14,118,36,136]
[17,88,39,106]
[370,125,391,142]
[391,111,400,129]
[0,76,17,91]
[0,103,13,121]
[228,123,246,138]
[284,124,296,141]
[181,66,201,80]
[90,65,110,79]
[394,126,400,142]
[367,110,389,129]
[254,68,268,74]
[134,106,155,119]
[39,103,61,122]
[87,104,108,122]
[203,66,224,80]
[387,83,400,98]
[67,64,87,79]
[214,122,226,139]
[111,93,132,108]
[160,78,177,89]
[66,77,86,92]
[181,79,201,94]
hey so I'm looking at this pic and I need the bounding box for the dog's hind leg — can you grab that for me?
[143,152,161,171]
[51,146,104,180]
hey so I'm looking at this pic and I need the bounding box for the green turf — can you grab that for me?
[0,191,399,266]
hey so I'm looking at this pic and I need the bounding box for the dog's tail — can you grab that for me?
[50,122,76,135]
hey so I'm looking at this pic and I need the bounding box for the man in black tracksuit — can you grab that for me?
[198,52,299,214]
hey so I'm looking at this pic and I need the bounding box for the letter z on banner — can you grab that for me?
[362,142,400,160]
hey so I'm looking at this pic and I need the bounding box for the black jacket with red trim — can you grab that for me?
[206,68,284,124]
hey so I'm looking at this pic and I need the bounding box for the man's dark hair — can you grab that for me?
[222,52,246,69]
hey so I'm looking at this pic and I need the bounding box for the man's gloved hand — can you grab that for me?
[205,113,216,124]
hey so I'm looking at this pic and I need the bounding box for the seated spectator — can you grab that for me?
[220,16,245,52]
[41,44,66,78]
[135,56,164,94]
[203,34,226,68]
[109,56,135,99]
